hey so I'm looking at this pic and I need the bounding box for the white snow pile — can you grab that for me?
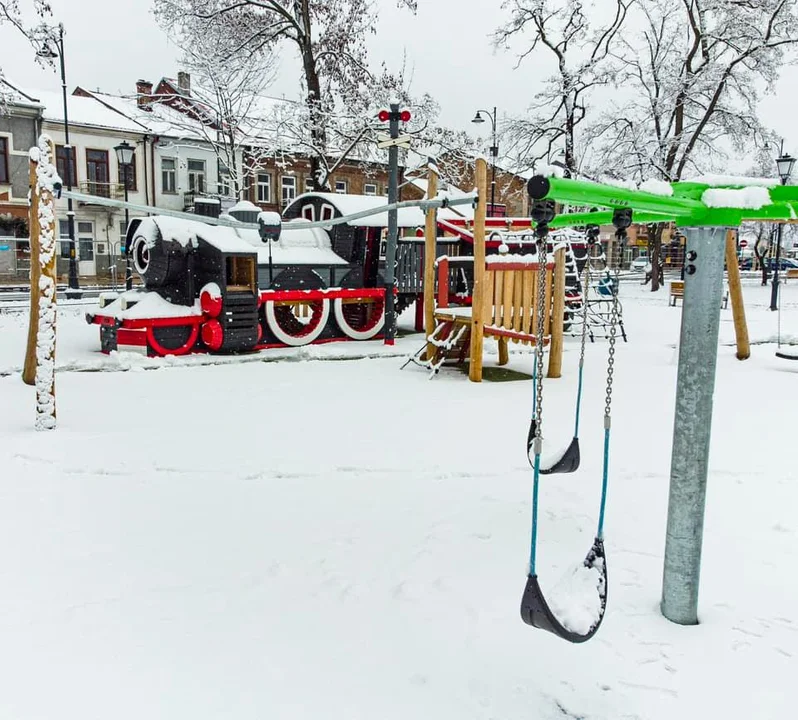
[532,437,576,471]
[99,291,202,319]
[533,163,566,178]
[702,186,772,209]
[600,176,638,191]
[639,179,674,196]
[546,558,606,635]
[228,200,262,214]
[257,211,281,227]
[691,174,779,187]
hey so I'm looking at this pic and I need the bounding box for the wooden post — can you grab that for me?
[32,137,58,430]
[468,158,488,382]
[725,229,750,361]
[424,163,439,360]
[547,246,566,378]
[22,159,42,386]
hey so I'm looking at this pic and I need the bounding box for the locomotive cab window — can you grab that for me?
[226,255,256,292]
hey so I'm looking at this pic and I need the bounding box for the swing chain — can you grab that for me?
[580,226,599,368]
[604,227,626,423]
[534,233,547,449]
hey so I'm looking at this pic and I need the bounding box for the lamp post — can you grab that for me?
[472,107,498,216]
[770,144,796,311]
[114,141,135,290]
[37,23,80,297]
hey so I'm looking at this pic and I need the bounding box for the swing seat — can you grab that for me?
[776,351,798,361]
[520,538,607,643]
[526,423,581,474]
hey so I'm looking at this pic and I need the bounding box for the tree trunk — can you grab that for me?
[754,237,769,286]
[648,224,664,292]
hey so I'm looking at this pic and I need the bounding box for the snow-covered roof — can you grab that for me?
[18,88,149,133]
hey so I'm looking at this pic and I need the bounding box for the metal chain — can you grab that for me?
[534,232,548,446]
[604,232,624,422]
[579,242,591,367]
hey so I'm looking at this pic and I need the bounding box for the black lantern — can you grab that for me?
[776,152,796,184]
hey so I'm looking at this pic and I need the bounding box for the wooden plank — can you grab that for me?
[502,270,515,330]
[493,269,504,325]
[521,270,534,336]
[512,270,523,333]
[482,270,494,329]
[468,157,488,382]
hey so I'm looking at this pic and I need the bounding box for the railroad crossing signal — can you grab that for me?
[377,132,412,149]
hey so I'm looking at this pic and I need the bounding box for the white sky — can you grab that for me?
[1,0,795,172]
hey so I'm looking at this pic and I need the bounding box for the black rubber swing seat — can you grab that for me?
[520,537,607,644]
[527,421,581,475]
[775,351,798,361]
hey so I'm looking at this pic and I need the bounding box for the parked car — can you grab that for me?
[631,256,651,272]
[739,257,798,271]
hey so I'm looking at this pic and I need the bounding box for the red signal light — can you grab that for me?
[378,109,390,122]
[400,109,411,122]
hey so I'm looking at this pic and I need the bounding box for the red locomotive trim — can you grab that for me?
[117,329,147,346]
[90,313,204,330]
[259,287,385,303]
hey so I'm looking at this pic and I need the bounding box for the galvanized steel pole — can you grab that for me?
[384,103,400,345]
[661,226,727,625]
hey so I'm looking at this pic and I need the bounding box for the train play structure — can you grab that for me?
[84,181,598,360]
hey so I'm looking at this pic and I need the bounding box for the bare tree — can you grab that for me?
[154,0,420,190]
[156,12,280,200]
[494,0,630,178]
[0,0,53,85]
[587,0,798,290]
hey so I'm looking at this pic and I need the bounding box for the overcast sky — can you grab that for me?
[1,0,795,170]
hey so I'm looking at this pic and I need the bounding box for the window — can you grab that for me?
[86,149,109,196]
[77,221,94,261]
[335,179,347,194]
[364,183,377,196]
[257,173,271,203]
[117,151,137,191]
[58,219,70,258]
[304,177,315,193]
[55,145,77,187]
[302,205,315,221]
[161,158,176,193]
[281,176,296,205]
[321,203,335,222]
[187,159,205,193]
[219,173,233,197]
[0,137,8,184]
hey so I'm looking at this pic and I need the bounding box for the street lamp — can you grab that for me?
[36,23,80,297]
[472,107,498,216]
[770,144,795,311]
[114,140,135,290]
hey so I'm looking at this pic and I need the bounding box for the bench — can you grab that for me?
[670,279,729,308]
[785,268,798,281]
[429,249,564,379]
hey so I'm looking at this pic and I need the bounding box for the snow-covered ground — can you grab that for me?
[1,279,796,720]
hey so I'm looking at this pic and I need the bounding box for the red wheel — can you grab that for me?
[264,298,330,346]
[201,319,224,351]
[200,283,223,318]
[333,295,385,340]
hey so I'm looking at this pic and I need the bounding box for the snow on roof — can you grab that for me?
[228,200,261,213]
[19,88,149,133]
[406,179,475,221]
[295,192,426,228]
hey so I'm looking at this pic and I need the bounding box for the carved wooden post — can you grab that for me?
[424,162,439,360]
[23,157,42,386]
[725,229,750,360]
[547,246,566,378]
[468,158,488,382]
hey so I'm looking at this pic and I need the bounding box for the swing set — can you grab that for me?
[511,171,798,643]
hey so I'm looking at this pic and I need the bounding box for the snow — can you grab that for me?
[639,179,674,197]
[690,174,779,188]
[20,87,149,132]
[98,291,202,320]
[1,279,798,718]
[546,558,606,635]
[300,192,427,227]
[228,200,262,213]
[702,187,772,209]
[258,211,282,226]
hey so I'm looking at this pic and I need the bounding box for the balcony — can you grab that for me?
[78,181,126,201]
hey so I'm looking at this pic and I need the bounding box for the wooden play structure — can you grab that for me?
[419,158,566,381]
